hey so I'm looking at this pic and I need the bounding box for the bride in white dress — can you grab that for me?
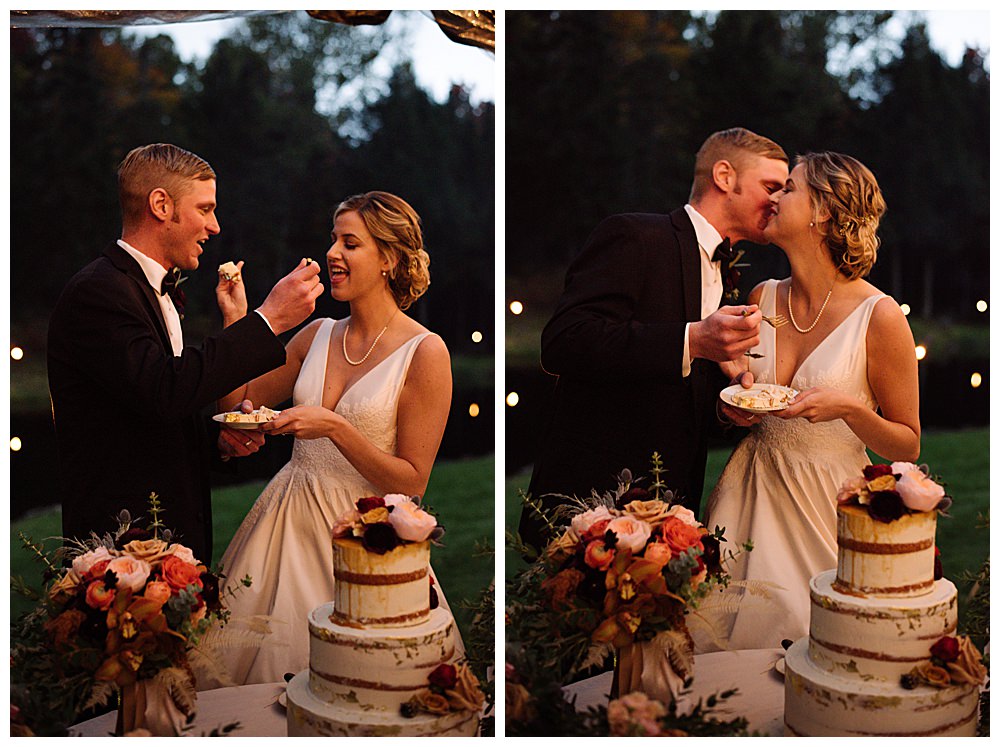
[211,191,456,685]
[704,153,921,650]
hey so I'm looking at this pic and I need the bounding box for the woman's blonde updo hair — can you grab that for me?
[798,152,886,280]
[334,191,431,310]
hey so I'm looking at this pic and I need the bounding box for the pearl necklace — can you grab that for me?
[342,309,398,366]
[787,277,836,334]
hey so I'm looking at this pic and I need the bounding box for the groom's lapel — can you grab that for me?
[104,242,173,351]
[669,208,701,322]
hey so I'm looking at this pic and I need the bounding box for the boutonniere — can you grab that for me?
[161,268,188,320]
[722,247,748,305]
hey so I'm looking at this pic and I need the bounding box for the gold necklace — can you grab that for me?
[342,309,398,366]
[787,276,836,334]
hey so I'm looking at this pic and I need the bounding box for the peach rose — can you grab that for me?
[106,556,152,593]
[663,504,699,527]
[606,515,652,554]
[866,474,897,493]
[622,500,673,529]
[642,541,673,568]
[584,539,616,571]
[48,569,84,602]
[837,475,868,504]
[915,661,952,688]
[660,517,704,555]
[360,506,391,525]
[122,538,170,565]
[896,470,945,512]
[85,579,116,610]
[142,580,173,608]
[543,529,581,564]
[413,691,451,715]
[571,506,615,540]
[72,546,115,579]
[164,544,198,566]
[947,636,988,686]
[161,555,203,592]
[388,500,438,542]
[331,508,361,538]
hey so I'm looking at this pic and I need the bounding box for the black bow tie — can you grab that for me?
[160,267,187,319]
[711,237,733,263]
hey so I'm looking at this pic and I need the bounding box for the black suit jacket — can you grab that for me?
[47,242,286,561]
[521,208,722,548]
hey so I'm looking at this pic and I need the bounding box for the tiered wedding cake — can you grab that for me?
[286,497,481,737]
[784,465,982,737]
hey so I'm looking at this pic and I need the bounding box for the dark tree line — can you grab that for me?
[11,14,494,356]
[506,10,988,321]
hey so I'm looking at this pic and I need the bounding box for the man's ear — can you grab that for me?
[148,188,172,223]
[712,160,736,194]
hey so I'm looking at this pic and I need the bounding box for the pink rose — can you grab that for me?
[606,515,652,554]
[72,546,115,579]
[383,493,411,508]
[106,556,151,593]
[836,475,868,504]
[584,539,616,571]
[387,500,438,542]
[642,541,673,568]
[663,504,699,527]
[571,506,615,540]
[896,469,945,512]
[891,461,921,476]
[331,508,361,538]
[164,544,198,566]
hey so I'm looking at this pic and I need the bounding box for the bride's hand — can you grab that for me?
[216,260,247,325]
[261,405,338,439]
[774,387,857,423]
[719,370,759,427]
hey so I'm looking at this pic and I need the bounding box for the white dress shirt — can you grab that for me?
[681,204,725,377]
[118,240,184,356]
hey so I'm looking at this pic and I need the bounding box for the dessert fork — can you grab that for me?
[741,308,787,328]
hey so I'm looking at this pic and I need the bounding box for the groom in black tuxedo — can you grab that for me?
[48,143,324,560]
[520,128,789,550]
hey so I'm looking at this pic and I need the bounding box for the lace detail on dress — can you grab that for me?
[752,417,866,462]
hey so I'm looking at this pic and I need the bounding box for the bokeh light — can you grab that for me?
[976,300,988,313]
[10,437,22,452]
[915,344,927,361]
[471,331,483,343]
[10,346,24,360]
[506,392,520,407]
[899,304,910,316]
[468,403,480,417]
[970,372,982,388]
[509,301,524,315]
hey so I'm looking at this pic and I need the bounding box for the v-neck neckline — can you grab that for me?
[773,282,881,388]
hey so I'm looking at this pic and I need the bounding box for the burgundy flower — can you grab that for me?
[868,491,905,522]
[930,636,960,663]
[863,464,893,480]
[428,663,458,690]
[700,534,722,576]
[933,546,943,581]
[356,496,387,513]
[199,570,221,610]
[360,522,401,554]
[116,526,151,549]
[616,487,650,510]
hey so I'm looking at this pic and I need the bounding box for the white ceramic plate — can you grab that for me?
[212,410,281,430]
[720,384,799,413]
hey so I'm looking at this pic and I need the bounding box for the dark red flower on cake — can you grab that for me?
[615,487,651,510]
[867,491,905,523]
[428,663,458,690]
[933,546,943,580]
[930,636,960,663]
[360,522,401,554]
[356,496,386,513]
[863,464,893,480]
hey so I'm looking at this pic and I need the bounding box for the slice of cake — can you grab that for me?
[217,261,240,281]
[222,405,278,424]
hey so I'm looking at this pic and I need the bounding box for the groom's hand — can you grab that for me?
[218,399,266,458]
[718,371,759,427]
[690,305,762,363]
[257,258,324,335]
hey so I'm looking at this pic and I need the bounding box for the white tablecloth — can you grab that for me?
[71,682,287,737]
[563,648,786,736]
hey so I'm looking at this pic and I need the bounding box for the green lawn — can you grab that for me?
[505,428,989,626]
[11,454,494,642]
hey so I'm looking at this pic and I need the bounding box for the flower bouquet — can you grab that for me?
[10,494,248,736]
[506,454,750,736]
[331,493,444,552]
[837,461,952,521]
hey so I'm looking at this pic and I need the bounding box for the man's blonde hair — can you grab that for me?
[118,143,215,227]
[689,127,787,201]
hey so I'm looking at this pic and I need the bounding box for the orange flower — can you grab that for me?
[584,539,616,571]
[660,517,703,555]
[161,555,203,592]
[643,542,672,569]
[142,580,172,609]
[85,579,116,610]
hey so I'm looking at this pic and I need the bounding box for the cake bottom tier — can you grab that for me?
[783,639,979,737]
[286,671,480,737]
